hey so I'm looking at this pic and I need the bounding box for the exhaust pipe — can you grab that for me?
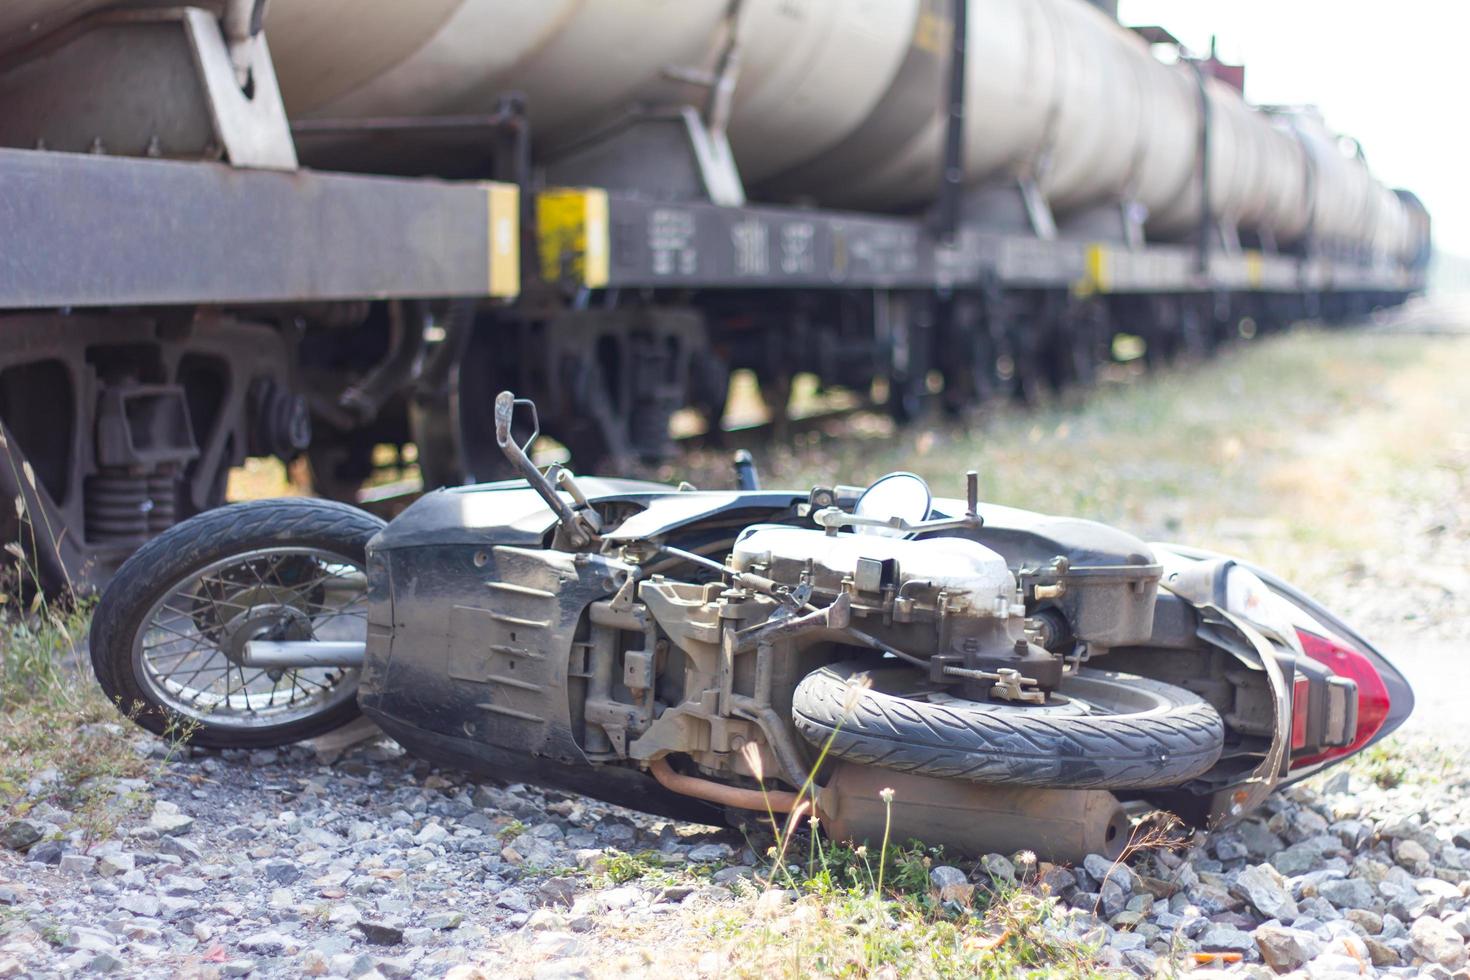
[816,762,1131,863]
[241,640,366,669]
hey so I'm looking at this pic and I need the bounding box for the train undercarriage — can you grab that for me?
[0,280,1412,594]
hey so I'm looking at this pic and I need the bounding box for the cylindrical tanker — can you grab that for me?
[0,0,1412,258]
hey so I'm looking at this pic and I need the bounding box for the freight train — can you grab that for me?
[0,0,1431,592]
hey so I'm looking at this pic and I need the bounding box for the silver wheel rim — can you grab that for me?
[130,546,364,730]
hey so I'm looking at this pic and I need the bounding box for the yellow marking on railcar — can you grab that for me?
[487,183,520,298]
[1245,250,1264,289]
[538,188,610,289]
[1078,243,1110,295]
[912,6,951,56]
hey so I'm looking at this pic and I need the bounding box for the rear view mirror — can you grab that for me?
[853,472,932,537]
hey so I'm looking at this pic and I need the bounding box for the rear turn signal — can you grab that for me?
[1289,628,1391,769]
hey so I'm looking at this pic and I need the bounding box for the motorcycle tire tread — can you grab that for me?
[89,498,385,750]
[792,661,1224,789]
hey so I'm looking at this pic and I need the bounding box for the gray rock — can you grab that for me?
[96,852,134,878]
[1068,891,1099,912]
[1253,924,1322,972]
[162,874,206,895]
[1272,844,1324,877]
[1303,951,1366,977]
[524,909,567,931]
[1329,820,1369,850]
[1189,882,1242,915]
[1410,916,1467,970]
[656,885,695,904]
[1099,880,1128,918]
[1180,913,1211,939]
[117,894,161,917]
[1083,853,1133,892]
[598,885,643,910]
[357,921,405,946]
[148,801,194,836]
[536,878,578,908]
[1443,909,1470,938]
[1394,838,1432,869]
[1286,808,1330,842]
[59,854,95,875]
[1200,924,1257,954]
[158,836,201,863]
[88,951,125,973]
[1240,821,1286,860]
[27,840,64,865]
[1232,863,1299,921]
[1317,877,1377,909]
[1122,948,1158,974]
[979,853,1016,884]
[0,819,45,851]
[1363,936,1403,967]
[687,843,732,864]
[1214,836,1249,862]
[262,860,301,885]
[65,926,116,953]
[929,865,968,891]
[1038,865,1076,895]
[238,932,297,955]
[1344,908,1384,934]
[422,910,463,931]
[373,955,418,980]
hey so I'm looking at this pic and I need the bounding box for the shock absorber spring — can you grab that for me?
[147,467,178,534]
[84,470,151,543]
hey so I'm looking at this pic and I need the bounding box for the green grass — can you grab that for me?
[594,848,714,888]
[702,831,1102,979]
[1340,735,1465,792]
[0,528,171,848]
[0,589,156,847]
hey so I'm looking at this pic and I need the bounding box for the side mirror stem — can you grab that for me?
[494,391,596,547]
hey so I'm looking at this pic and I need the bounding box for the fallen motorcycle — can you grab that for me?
[90,393,1413,861]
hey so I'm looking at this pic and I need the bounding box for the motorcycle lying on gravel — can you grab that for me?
[90,393,1413,862]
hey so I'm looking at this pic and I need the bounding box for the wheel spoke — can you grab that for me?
[136,545,366,731]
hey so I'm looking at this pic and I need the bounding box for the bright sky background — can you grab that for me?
[1119,1,1470,256]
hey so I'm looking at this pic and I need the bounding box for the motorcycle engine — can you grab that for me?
[729,526,1062,695]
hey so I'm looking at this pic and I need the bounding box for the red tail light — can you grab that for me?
[1290,675,1310,751]
[1290,628,1391,768]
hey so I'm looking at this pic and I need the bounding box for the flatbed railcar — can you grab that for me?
[0,1,1429,591]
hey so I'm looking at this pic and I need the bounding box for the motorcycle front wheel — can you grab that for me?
[793,661,1224,790]
[89,498,384,749]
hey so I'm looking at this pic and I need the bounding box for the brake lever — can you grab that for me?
[494,391,597,547]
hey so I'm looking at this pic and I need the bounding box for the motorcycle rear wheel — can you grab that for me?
[90,498,384,749]
[793,661,1224,790]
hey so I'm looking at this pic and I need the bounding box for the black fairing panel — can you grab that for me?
[373,478,667,550]
[373,479,804,551]
[929,496,1156,569]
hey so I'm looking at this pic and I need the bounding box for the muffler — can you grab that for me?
[815,762,1130,863]
[240,640,366,669]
